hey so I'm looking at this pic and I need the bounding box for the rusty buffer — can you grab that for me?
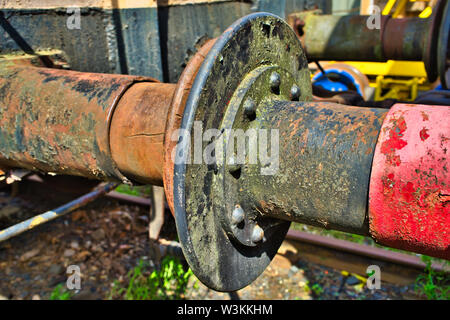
[0,13,448,291]
[288,0,449,85]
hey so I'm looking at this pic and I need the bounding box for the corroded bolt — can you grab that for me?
[231,205,245,225]
[269,72,281,93]
[243,98,257,119]
[290,84,301,101]
[251,225,264,243]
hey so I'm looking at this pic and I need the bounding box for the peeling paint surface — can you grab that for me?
[369,104,450,260]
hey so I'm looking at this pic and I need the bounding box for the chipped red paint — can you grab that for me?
[379,116,407,166]
[369,104,450,260]
[420,128,430,141]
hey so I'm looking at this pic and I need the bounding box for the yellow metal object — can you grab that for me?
[374,76,428,101]
[312,1,436,101]
[382,0,398,15]
[318,60,432,101]
[419,5,433,18]
[341,270,368,291]
[342,60,427,78]
[383,0,432,18]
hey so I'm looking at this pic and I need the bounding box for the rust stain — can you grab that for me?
[163,39,216,215]
[380,116,407,166]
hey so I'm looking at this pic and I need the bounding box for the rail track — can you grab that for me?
[101,186,448,285]
[0,178,448,301]
[1,177,448,288]
[94,183,450,287]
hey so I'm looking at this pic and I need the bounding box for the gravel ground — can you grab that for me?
[185,249,420,300]
[0,183,422,300]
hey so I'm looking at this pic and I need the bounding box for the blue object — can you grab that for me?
[434,84,448,90]
[313,68,363,96]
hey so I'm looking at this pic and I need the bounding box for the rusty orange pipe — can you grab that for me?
[110,82,176,186]
[0,40,215,195]
[0,61,170,185]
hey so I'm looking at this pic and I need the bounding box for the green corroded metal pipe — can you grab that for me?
[302,14,429,62]
[239,100,388,235]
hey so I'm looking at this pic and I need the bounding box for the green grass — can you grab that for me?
[49,284,74,300]
[310,283,324,297]
[109,256,194,300]
[115,184,152,197]
[414,255,450,300]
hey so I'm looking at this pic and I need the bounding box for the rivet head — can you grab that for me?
[231,205,245,225]
[251,225,264,243]
[290,84,301,101]
[243,98,256,119]
[270,72,281,93]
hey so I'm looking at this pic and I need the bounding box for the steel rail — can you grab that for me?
[90,189,449,275]
[0,182,118,242]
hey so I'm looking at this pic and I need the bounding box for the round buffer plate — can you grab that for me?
[173,12,312,291]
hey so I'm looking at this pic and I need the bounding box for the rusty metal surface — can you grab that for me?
[298,13,388,61]
[163,38,216,215]
[298,13,430,62]
[0,63,156,183]
[216,64,302,250]
[110,82,175,185]
[369,104,450,260]
[245,101,387,235]
[382,17,428,62]
[0,6,163,79]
